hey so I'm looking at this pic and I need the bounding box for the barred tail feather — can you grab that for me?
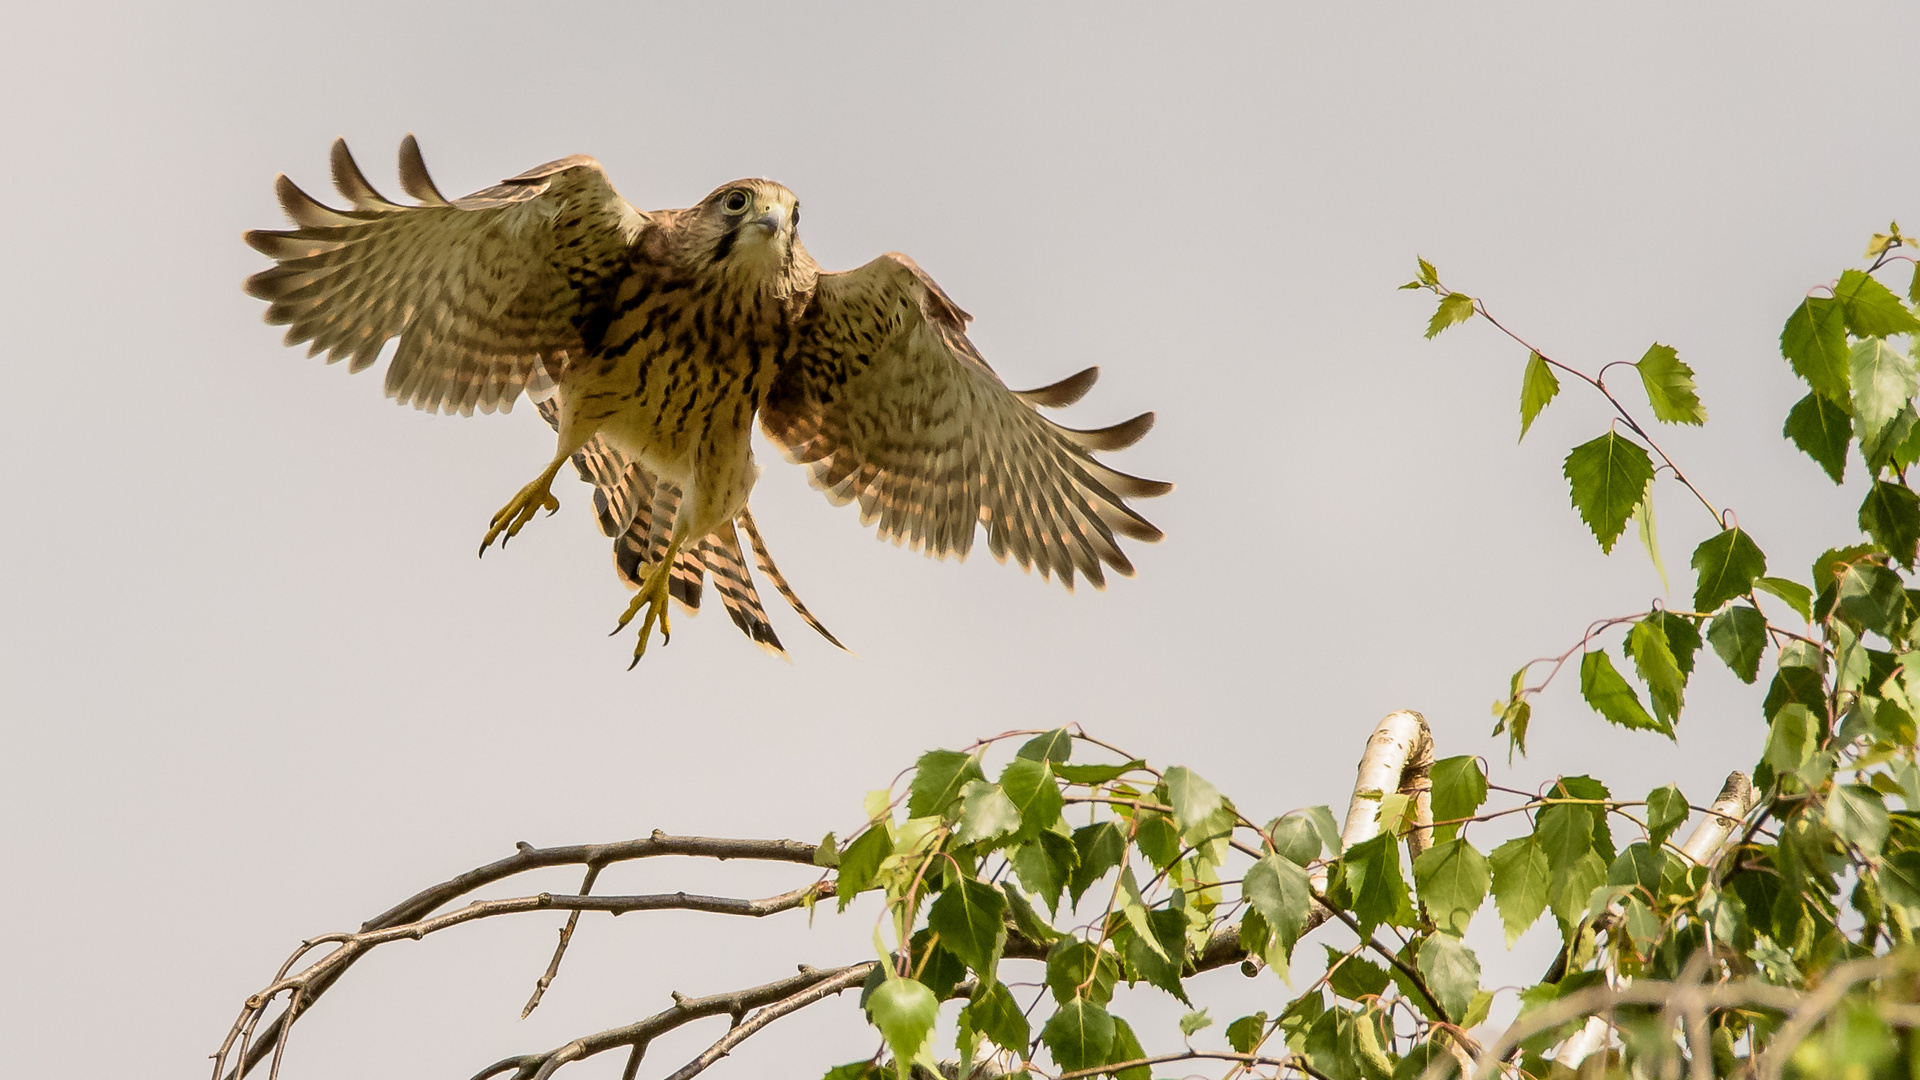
[737,508,848,652]
[702,527,786,657]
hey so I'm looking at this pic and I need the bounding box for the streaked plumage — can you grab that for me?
[245,136,1169,660]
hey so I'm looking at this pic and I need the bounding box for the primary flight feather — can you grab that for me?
[245,136,1170,662]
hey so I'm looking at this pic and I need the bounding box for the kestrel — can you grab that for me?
[245,137,1170,663]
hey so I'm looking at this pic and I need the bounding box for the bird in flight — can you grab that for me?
[245,137,1170,664]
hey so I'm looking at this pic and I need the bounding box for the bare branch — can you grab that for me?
[524,864,603,1018]
[660,965,875,1080]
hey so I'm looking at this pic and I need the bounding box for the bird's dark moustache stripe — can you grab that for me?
[710,227,738,263]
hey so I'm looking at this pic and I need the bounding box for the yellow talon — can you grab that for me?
[614,544,679,668]
[479,467,562,557]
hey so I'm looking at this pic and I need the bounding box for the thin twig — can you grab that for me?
[524,864,603,1018]
[659,965,874,1080]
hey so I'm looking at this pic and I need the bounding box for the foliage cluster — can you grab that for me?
[821,234,1920,1079]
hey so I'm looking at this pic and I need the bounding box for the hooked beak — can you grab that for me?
[749,205,787,236]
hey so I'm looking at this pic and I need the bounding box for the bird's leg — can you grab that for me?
[612,536,682,668]
[478,458,567,556]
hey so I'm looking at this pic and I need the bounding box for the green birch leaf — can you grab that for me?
[1324,946,1391,1001]
[1783,392,1852,483]
[1267,809,1324,866]
[1564,433,1656,553]
[1636,343,1707,424]
[927,877,1007,975]
[1580,650,1669,736]
[1164,766,1224,836]
[1648,611,1703,680]
[1041,998,1115,1074]
[1051,760,1146,784]
[814,833,840,868]
[1016,729,1073,764]
[1425,291,1475,338]
[1430,755,1489,844]
[1002,881,1060,944]
[1133,810,1181,869]
[1863,402,1918,471]
[820,1061,882,1080]
[1781,296,1851,400]
[1549,850,1609,925]
[1069,822,1126,906]
[1413,838,1491,935]
[960,980,1030,1055]
[1912,263,1920,304]
[1416,256,1440,286]
[1179,1008,1214,1036]
[1306,805,1344,856]
[1535,801,1595,880]
[1225,1013,1269,1055]
[1828,784,1889,858]
[1836,268,1920,337]
[1627,618,1686,727]
[1707,604,1767,683]
[1860,481,1920,569]
[1416,933,1481,1024]
[1645,785,1688,850]
[1691,526,1768,612]
[1849,336,1918,448]
[909,750,984,818]
[837,827,895,911]
[954,781,1022,847]
[1632,481,1669,592]
[1341,834,1413,937]
[1764,705,1820,776]
[999,758,1064,843]
[867,977,938,1071]
[1755,576,1814,622]
[1519,350,1561,441]
[1107,1016,1150,1080]
[1046,939,1118,1005]
[1490,837,1550,946]
[1838,563,1908,638]
[1244,854,1313,958]
[1124,908,1191,1003]
[1012,833,1075,915]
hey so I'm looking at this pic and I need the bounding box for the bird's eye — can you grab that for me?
[791,205,800,229]
[722,190,750,214]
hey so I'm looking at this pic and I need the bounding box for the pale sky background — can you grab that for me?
[3,4,1918,1078]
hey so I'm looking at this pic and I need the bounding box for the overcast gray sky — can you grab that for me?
[4,4,1917,1077]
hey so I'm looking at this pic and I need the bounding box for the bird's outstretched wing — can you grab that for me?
[244,136,645,416]
[762,253,1170,590]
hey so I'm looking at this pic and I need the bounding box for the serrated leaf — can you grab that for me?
[1163,766,1223,836]
[1225,1013,1269,1055]
[1763,704,1820,776]
[1836,268,1920,337]
[1069,822,1126,906]
[1755,576,1814,622]
[954,781,1023,847]
[1052,760,1146,784]
[1579,650,1670,736]
[1519,350,1560,441]
[1016,729,1073,764]
[1323,946,1391,1001]
[1046,938,1118,1006]
[1645,785,1688,850]
[1828,784,1889,858]
[1425,291,1475,338]
[1124,907,1191,1003]
[1784,392,1852,484]
[999,759,1064,843]
[1012,834,1074,915]
[1849,336,1918,448]
[1416,256,1439,286]
[1648,611,1703,680]
[1535,801,1595,882]
[907,929,967,1002]
[820,1061,882,1080]
[1178,1008,1214,1036]
[1627,618,1686,727]
[1632,481,1668,592]
[814,833,840,867]
[1341,834,1412,937]
[1002,881,1059,944]
[1707,605,1766,683]
[1413,838,1490,935]
[1133,810,1181,869]
[1267,810,1323,866]
[927,877,1007,975]
[1305,805,1343,856]
[1041,998,1115,1073]
[1430,755,1488,844]
[1838,562,1907,638]
[1489,837,1550,946]
[909,750,984,818]
[867,977,938,1071]
[837,827,895,910]
[960,980,1030,1055]
[1564,433,1656,553]
[1691,526,1768,612]
[1416,933,1481,1024]
[1244,855,1312,958]
[1781,296,1851,400]
[1636,343,1706,425]
[1107,1016,1149,1080]
[1549,850,1608,925]
[1860,481,1920,569]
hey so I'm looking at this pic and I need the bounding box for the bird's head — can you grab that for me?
[690,179,806,283]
